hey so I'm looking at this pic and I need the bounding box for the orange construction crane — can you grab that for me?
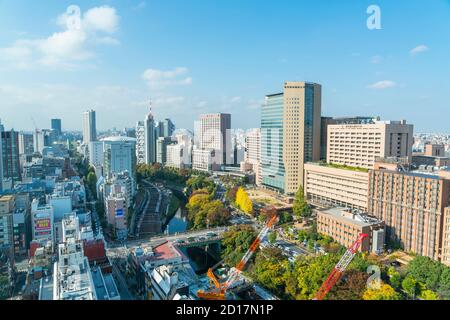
[197,214,278,300]
[314,233,368,300]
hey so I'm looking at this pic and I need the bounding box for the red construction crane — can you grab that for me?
[314,233,368,301]
[197,214,278,300]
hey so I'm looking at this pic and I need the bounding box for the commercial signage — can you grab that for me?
[35,218,51,231]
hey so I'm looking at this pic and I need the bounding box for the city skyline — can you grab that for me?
[1,0,450,132]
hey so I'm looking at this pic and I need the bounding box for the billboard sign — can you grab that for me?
[35,218,51,231]
[116,208,124,217]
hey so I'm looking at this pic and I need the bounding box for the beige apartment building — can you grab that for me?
[316,207,385,253]
[0,195,15,249]
[368,159,450,264]
[304,163,369,211]
[327,120,414,170]
[282,82,322,194]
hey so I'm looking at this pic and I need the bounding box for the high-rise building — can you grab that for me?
[192,113,231,171]
[103,137,136,177]
[368,158,450,263]
[89,141,105,168]
[18,132,34,155]
[136,121,146,165]
[155,119,175,138]
[51,119,62,136]
[156,137,175,165]
[33,129,45,154]
[261,93,285,192]
[83,110,97,144]
[327,120,414,170]
[261,82,322,194]
[283,82,322,194]
[144,106,157,164]
[0,120,4,192]
[0,195,15,251]
[166,134,193,170]
[241,128,261,185]
[162,119,175,138]
[1,129,21,182]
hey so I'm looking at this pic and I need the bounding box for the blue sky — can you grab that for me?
[0,0,449,132]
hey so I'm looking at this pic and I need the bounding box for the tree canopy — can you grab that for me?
[363,283,402,300]
[235,187,253,215]
[292,186,311,217]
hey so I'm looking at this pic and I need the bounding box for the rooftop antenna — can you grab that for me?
[149,99,153,115]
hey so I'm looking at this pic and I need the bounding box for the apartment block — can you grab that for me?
[327,120,414,170]
[304,162,369,211]
[368,159,450,262]
[0,195,15,250]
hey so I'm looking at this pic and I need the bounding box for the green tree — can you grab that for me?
[419,289,439,300]
[86,171,98,199]
[327,270,369,300]
[292,186,311,217]
[437,267,450,299]
[402,274,418,299]
[363,283,401,300]
[252,248,290,298]
[407,256,442,291]
[388,269,402,290]
[221,225,256,267]
[287,253,340,300]
[268,232,277,244]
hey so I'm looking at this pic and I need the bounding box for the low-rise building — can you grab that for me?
[128,241,188,296]
[149,265,193,300]
[316,207,385,253]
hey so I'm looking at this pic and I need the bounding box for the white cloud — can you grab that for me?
[0,5,120,69]
[83,6,120,33]
[142,67,193,89]
[410,45,429,56]
[367,80,397,90]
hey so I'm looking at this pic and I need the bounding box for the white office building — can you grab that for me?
[83,110,97,144]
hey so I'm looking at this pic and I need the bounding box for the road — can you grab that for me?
[109,226,228,251]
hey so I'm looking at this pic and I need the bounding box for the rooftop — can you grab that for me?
[318,207,383,228]
[132,241,186,264]
[310,161,369,173]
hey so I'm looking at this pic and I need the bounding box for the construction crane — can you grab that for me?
[197,214,278,300]
[314,233,368,300]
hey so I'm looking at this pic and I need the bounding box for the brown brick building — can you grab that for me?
[368,160,450,264]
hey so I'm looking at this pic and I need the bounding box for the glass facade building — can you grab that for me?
[261,93,285,193]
